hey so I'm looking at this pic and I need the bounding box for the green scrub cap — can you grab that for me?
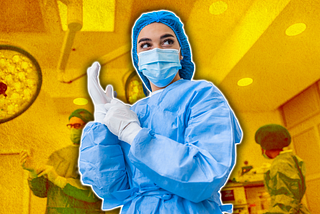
[255,124,291,150]
[69,109,93,123]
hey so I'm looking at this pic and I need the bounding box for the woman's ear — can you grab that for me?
[180,55,183,60]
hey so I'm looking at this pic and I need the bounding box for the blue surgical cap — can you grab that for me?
[132,10,195,92]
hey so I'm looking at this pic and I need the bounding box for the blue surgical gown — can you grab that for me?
[79,79,242,213]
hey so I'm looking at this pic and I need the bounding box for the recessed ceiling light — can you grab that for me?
[73,98,88,105]
[237,78,253,86]
[209,1,228,15]
[285,23,306,36]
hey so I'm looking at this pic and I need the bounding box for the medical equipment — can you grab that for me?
[0,45,42,123]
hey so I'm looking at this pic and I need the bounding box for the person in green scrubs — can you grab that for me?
[255,124,311,214]
[20,109,112,214]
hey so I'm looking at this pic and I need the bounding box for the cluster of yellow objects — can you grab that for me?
[127,77,145,104]
[0,51,38,119]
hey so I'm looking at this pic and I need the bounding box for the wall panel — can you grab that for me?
[0,153,29,214]
[282,85,320,128]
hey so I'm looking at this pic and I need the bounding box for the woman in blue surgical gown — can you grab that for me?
[79,10,243,214]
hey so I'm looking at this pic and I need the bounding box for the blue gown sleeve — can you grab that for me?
[79,122,131,208]
[128,84,242,203]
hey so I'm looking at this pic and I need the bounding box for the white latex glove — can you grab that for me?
[87,61,113,123]
[104,99,142,145]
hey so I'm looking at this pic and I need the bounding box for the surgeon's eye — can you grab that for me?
[140,42,152,49]
[162,39,174,47]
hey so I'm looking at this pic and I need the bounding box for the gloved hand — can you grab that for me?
[38,165,67,188]
[87,61,113,123]
[20,150,38,178]
[104,99,142,145]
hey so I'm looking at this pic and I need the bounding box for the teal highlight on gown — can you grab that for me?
[79,79,242,213]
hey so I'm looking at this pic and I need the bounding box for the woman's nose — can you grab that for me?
[153,43,161,49]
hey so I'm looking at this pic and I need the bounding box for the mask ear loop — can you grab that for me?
[177,48,183,81]
[179,48,183,60]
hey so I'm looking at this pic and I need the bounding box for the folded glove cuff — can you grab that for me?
[119,122,142,145]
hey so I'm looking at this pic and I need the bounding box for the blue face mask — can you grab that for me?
[138,48,182,88]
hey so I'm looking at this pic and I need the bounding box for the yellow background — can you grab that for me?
[1,0,320,213]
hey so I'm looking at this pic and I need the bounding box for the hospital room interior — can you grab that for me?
[0,0,320,213]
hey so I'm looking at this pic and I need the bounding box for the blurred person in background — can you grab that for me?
[20,109,116,214]
[255,124,311,214]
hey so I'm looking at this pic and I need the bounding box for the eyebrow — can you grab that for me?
[138,38,151,43]
[138,34,175,44]
[160,34,175,40]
